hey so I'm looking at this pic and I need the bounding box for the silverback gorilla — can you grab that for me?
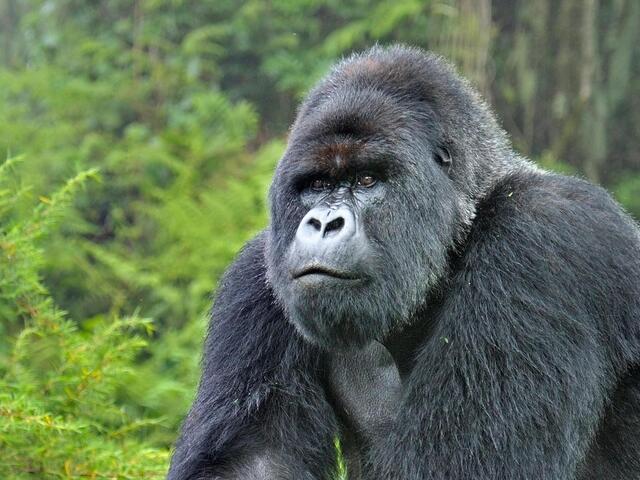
[168,45,640,479]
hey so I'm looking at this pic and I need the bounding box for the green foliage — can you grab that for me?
[615,174,640,221]
[0,0,289,453]
[0,1,638,478]
[0,161,167,478]
[534,151,578,176]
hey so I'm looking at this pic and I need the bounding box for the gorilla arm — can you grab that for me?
[167,232,338,480]
[366,177,634,479]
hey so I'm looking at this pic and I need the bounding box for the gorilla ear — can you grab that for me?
[434,145,452,172]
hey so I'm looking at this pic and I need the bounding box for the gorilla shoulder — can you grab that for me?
[466,168,639,321]
[474,169,636,242]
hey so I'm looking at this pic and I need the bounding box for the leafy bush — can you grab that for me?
[0,159,168,479]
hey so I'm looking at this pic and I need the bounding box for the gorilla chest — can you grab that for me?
[325,341,402,444]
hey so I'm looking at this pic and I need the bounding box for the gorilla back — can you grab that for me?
[168,45,640,480]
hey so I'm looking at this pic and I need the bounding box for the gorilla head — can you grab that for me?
[266,45,516,348]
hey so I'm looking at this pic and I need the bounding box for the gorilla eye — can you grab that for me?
[357,175,377,188]
[310,178,333,191]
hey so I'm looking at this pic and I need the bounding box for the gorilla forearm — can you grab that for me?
[167,235,338,480]
[367,325,608,479]
[208,450,317,480]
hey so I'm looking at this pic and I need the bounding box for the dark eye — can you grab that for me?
[357,174,377,188]
[310,178,333,191]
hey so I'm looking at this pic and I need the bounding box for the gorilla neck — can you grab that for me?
[382,315,435,380]
[380,247,464,378]
[382,156,537,378]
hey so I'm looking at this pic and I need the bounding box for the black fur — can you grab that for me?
[168,45,640,479]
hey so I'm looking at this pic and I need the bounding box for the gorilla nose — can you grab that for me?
[297,206,356,243]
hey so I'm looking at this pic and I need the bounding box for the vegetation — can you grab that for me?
[0,1,638,478]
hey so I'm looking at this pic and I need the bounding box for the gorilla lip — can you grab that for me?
[292,265,358,281]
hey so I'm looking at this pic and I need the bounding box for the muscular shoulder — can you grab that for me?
[470,169,638,256]
[214,230,270,307]
[206,229,293,365]
[457,169,640,312]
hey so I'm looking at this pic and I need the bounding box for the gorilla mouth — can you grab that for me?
[293,265,359,281]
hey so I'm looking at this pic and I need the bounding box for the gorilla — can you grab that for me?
[168,45,640,479]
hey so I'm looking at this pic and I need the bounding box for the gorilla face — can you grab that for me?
[265,58,470,349]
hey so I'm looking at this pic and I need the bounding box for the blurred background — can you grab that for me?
[0,0,638,478]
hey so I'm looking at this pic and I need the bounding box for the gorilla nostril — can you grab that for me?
[308,218,322,231]
[298,208,354,241]
[325,217,345,234]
